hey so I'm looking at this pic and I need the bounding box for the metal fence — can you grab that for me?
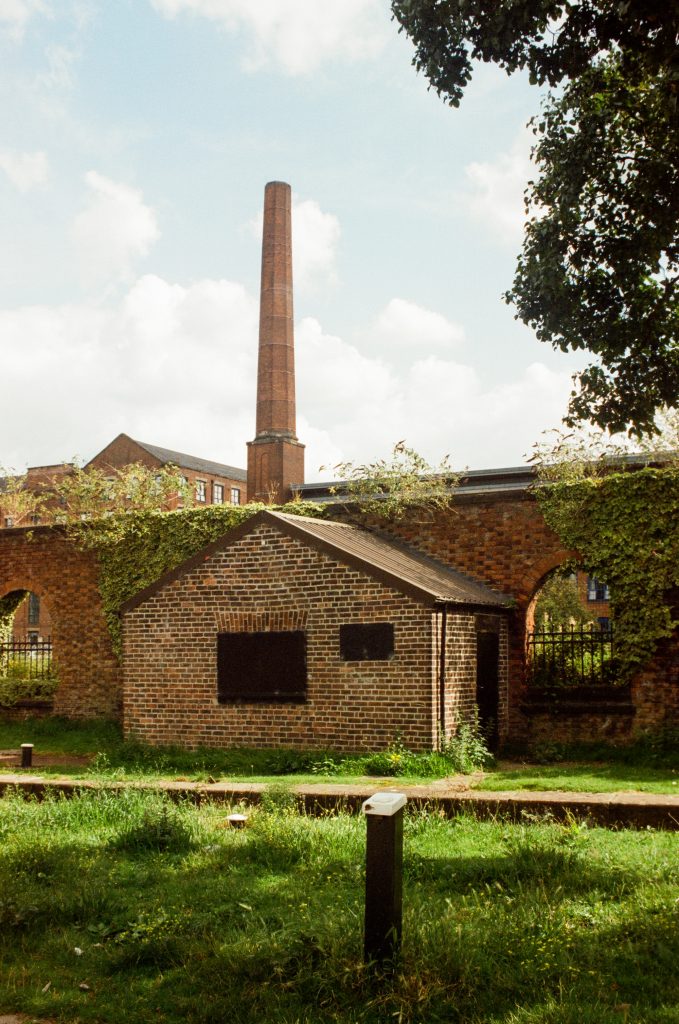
[0,638,53,679]
[527,626,614,687]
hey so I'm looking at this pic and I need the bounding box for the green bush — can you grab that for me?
[0,675,58,706]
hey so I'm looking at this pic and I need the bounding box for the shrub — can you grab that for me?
[109,796,197,854]
[0,675,58,706]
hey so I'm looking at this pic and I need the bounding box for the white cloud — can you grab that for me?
[463,128,534,244]
[0,149,48,190]
[37,42,78,89]
[0,0,46,39]
[149,0,389,75]
[369,298,465,358]
[296,308,573,476]
[0,274,258,470]
[0,272,572,481]
[292,199,341,291]
[72,172,160,286]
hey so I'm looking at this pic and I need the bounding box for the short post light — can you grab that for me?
[21,743,34,768]
[362,791,406,966]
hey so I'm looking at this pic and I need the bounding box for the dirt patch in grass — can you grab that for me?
[0,749,93,769]
[0,1016,56,1024]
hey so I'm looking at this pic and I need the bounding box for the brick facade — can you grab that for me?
[122,519,509,752]
[343,494,570,742]
[11,589,52,641]
[87,434,247,508]
[0,526,121,717]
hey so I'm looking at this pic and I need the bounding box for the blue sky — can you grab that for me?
[0,0,587,478]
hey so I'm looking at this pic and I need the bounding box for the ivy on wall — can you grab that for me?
[69,500,327,656]
[536,466,679,680]
[0,592,26,645]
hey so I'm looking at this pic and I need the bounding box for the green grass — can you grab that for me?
[0,716,491,785]
[1,717,678,794]
[0,790,677,1023]
[475,763,679,796]
[0,716,122,756]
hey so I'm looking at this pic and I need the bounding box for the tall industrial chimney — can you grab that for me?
[247,181,305,503]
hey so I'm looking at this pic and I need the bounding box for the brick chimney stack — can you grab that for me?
[247,181,305,503]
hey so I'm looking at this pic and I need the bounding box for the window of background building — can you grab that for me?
[213,483,224,505]
[196,480,207,503]
[587,576,610,602]
[230,487,241,505]
[217,631,307,702]
[339,623,395,661]
[28,592,40,625]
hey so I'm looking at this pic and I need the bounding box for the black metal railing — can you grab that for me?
[0,638,53,679]
[527,626,615,687]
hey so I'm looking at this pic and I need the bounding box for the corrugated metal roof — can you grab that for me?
[266,511,511,608]
[134,440,247,481]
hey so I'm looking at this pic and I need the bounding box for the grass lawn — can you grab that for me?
[476,763,679,796]
[0,717,677,794]
[0,789,677,1023]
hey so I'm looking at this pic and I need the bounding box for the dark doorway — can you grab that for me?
[475,618,500,751]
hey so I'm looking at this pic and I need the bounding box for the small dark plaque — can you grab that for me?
[340,623,394,662]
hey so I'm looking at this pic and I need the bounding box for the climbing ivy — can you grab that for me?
[0,592,25,645]
[536,465,679,680]
[68,500,327,656]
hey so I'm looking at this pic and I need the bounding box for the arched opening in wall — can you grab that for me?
[0,589,57,707]
[525,566,614,690]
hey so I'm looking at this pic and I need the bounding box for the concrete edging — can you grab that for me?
[1,774,678,830]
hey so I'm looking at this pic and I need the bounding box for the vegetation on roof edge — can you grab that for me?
[71,500,328,657]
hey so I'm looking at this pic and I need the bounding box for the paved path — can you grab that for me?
[1,772,678,829]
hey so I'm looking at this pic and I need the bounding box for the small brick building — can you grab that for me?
[121,510,511,752]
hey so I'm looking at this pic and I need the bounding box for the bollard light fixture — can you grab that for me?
[362,791,406,967]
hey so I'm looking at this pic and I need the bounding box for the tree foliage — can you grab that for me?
[531,429,679,679]
[326,441,458,521]
[391,1,679,435]
[52,462,193,521]
[0,468,45,527]
[533,571,594,630]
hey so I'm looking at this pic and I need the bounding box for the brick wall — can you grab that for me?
[346,497,677,744]
[337,496,569,742]
[123,522,444,752]
[0,526,121,717]
[1,488,675,748]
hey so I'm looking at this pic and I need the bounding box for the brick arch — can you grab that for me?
[2,577,52,608]
[0,526,121,718]
[522,550,580,636]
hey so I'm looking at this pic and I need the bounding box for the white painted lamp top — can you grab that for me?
[362,792,407,816]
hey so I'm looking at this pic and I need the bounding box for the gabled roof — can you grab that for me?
[121,509,511,614]
[133,439,247,482]
[87,433,246,481]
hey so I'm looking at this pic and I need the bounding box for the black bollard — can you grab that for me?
[362,792,406,966]
[21,743,34,768]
